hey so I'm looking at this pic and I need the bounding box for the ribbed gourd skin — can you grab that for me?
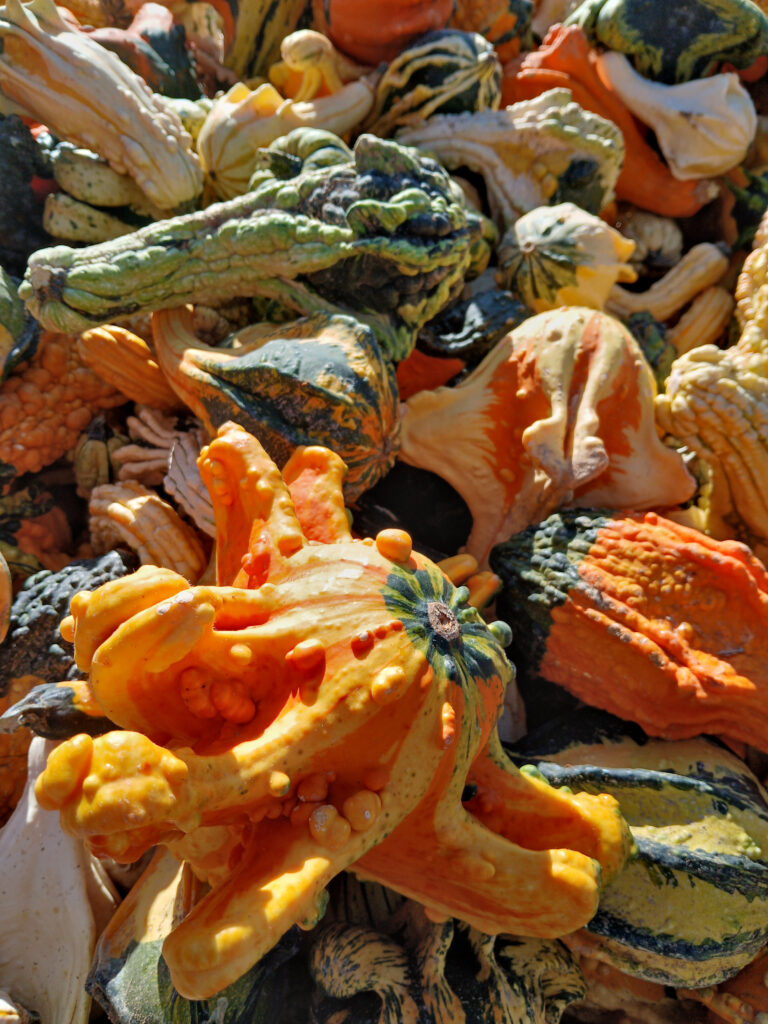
[509,709,768,987]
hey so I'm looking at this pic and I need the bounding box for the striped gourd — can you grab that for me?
[509,709,768,988]
[363,29,502,137]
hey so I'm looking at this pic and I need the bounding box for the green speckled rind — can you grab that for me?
[170,313,399,503]
[21,135,479,362]
[88,933,309,1024]
[489,510,611,682]
[508,710,768,987]
[566,0,768,83]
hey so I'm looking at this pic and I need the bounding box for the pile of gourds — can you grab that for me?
[2,0,768,1022]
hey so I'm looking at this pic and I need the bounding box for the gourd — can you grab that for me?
[221,0,309,79]
[678,948,768,1022]
[88,480,208,582]
[362,30,502,138]
[606,243,730,322]
[397,88,624,230]
[615,206,683,275]
[502,25,720,219]
[76,325,181,411]
[398,307,695,566]
[34,421,631,999]
[509,709,768,987]
[88,848,310,1024]
[655,323,768,551]
[310,0,454,65]
[598,54,757,181]
[151,308,400,503]
[268,29,370,101]
[496,202,637,312]
[448,0,534,63]
[20,135,480,364]
[0,114,50,277]
[0,736,119,1024]
[0,550,138,702]
[0,0,203,209]
[0,264,37,381]
[565,0,768,84]
[490,509,768,753]
[309,898,587,1023]
[0,329,126,478]
[197,77,376,200]
[415,287,532,366]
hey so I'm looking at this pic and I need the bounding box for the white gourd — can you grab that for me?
[599,51,757,180]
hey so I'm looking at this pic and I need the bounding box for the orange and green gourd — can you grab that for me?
[34,421,632,1000]
[490,509,768,753]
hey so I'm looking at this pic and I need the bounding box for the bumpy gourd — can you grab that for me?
[496,202,637,312]
[0,329,126,478]
[399,307,695,566]
[397,88,624,229]
[655,323,768,551]
[0,0,202,208]
[151,308,400,503]
[21,135,480,363]
[491,509,768,752]
[34,422,632,1000]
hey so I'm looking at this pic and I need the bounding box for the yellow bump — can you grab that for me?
[342,790,381,831]
[375,528,413,564]
[297,773,328,803]
[456,851,496,881]
[268,771,291,797]
[308,804,352,849]
[286,638,325,673]
[228,643,253,664]
[59,614,75,643]
[440,701,456,748]
[371,665,409,704]
[34,733,93,810]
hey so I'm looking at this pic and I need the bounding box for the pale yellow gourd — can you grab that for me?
[197,78,375,199]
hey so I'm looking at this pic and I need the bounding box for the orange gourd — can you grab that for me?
[311,0,453,64]
[35,422,632,1000]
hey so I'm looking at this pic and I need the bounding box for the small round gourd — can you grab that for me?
[496,202,637,312]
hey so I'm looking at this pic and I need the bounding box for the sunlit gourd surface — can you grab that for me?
[2,1,768,1022]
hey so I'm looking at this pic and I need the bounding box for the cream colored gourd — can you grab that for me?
[0,0,202,208]
[598,52,757,180]
[0,738,118,1024]
[197,78,375,199]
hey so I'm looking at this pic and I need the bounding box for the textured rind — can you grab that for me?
[0,0,202,207]
[33,423,632,1000]
[0,550,138,694]
[20,137,478,363]
[0,329,126,477]
[565,0,768,83]
[397,88,624,229]
[509,710,768,987]
[655,319,768,549]
[491,509,768,751]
